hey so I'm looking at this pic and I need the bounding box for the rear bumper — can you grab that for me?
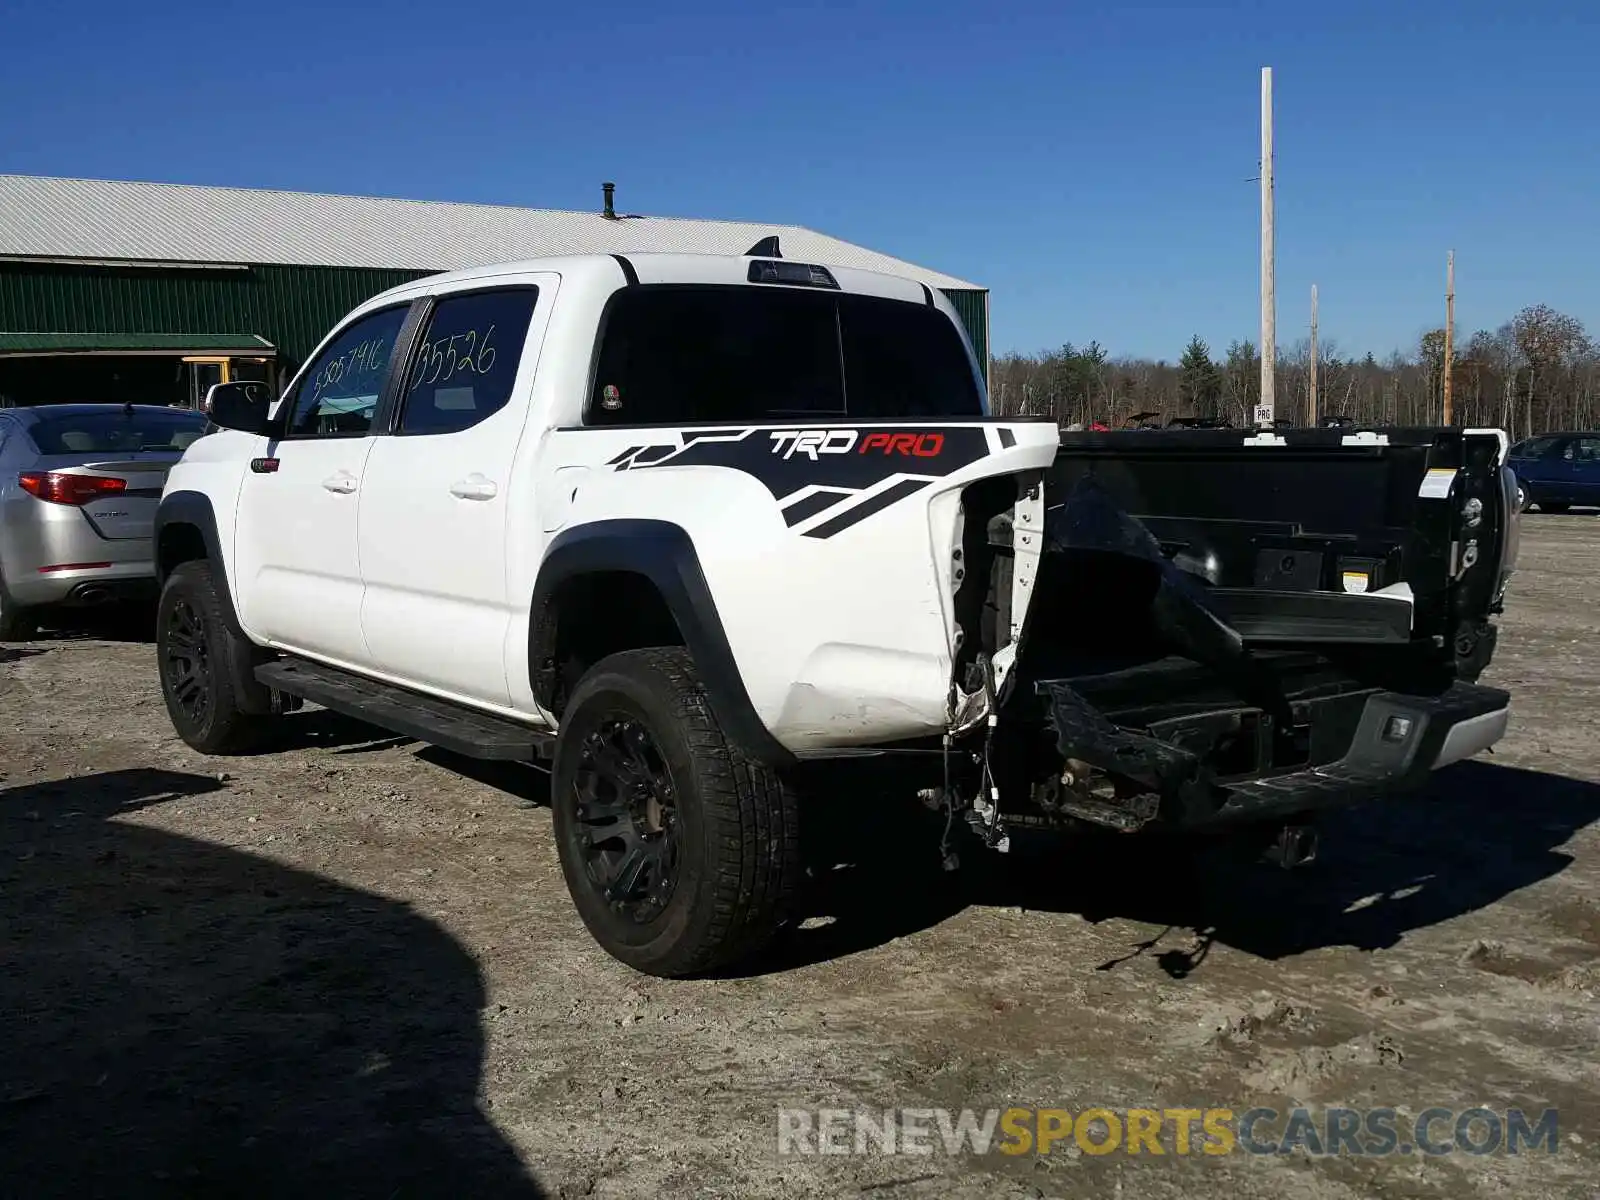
[7,559,157,607]
[1,496,158,607]
[1031,677,1512,829]
[1200,681,1510,825]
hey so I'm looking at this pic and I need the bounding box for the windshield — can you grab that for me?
[29,409,209,455]
[589,285,986,424]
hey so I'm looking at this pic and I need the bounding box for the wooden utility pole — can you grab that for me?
[1259,67,1276,427]
[1442,250,1455,425]
[1308,284,1319,426]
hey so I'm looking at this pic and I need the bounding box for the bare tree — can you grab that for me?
[987,304,1594,434]
[1222,340,1259,426]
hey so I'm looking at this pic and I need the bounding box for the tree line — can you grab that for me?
[989,303,1597,437]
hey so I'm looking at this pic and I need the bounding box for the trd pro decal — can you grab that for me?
[767,429,946,460]
[606,425,993,538]
[858,431,945,457]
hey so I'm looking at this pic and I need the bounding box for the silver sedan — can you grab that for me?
[0,404,209,640]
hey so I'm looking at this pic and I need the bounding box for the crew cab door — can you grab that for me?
[357,280,553,706]
[232,301,413,664]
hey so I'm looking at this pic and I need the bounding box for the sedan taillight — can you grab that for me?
[17,471,128,506]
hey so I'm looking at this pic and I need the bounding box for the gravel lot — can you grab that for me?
[3,516,1598,1200]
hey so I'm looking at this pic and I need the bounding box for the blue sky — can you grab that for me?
[2,0,1594,361]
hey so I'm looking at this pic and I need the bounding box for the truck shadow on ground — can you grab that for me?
[751,759,1600,978]
[0,768,544,1200]
[259,708,421,755]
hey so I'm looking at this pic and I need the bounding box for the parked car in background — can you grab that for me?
[1507,432,1600,513]
[0,403,209,639]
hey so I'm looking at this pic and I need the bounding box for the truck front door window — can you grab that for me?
[283,305,408,438]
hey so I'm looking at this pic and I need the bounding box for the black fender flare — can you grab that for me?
[154,490,246,637]
[154,490,279,715]
[529,519,794,766]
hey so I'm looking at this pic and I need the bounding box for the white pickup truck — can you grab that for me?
[156,246,1519,977]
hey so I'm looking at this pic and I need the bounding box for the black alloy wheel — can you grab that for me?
[162,594,214,730]
[550,647,800,978]
[571,715,682,922]
[155,560,271,754]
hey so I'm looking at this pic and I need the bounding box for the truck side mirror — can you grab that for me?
[204,381,273,435]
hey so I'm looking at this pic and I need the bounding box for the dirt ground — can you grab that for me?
[4,517,1599,1200]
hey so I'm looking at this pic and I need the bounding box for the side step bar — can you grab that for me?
[256,658,555,762]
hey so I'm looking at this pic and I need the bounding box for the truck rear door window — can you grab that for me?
[589,286,983,425]
[398,287,539,436]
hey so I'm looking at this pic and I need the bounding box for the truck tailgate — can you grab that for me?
[1045,426,1514,651]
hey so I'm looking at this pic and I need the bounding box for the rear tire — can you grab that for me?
[156,560,271,754]
[1539,501,1570,514]
[550,647,800,978]
[0,577,39,642]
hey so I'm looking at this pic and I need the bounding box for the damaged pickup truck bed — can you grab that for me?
[950,424,1518,858]
[158,248,1518,976]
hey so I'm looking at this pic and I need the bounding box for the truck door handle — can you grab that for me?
[321,472,358,494]
[449,475,498,501]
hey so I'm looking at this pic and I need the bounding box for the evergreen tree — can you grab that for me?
[1179,335,1222,416]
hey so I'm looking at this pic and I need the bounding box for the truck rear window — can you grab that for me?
[589,286,984,424]
[29,409,208,454]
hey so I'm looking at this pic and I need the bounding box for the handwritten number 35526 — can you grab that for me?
[411,324,498,391]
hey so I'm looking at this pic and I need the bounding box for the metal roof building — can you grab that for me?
[0,174,989,409]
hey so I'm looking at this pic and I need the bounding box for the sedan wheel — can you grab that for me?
[0,578,39,642]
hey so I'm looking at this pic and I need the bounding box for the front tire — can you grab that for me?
[551,647,800,978]
[156,560,271,754]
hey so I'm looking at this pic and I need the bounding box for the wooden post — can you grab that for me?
[1308,284,1319,427]
[1442,250,1455,425]
[1259,67,1276,427]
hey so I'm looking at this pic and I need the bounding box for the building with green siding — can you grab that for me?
[0,175,988,409]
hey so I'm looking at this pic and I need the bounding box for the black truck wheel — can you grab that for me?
[551,647,800,977]
[156,560,273,754]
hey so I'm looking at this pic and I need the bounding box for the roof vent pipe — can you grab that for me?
[602,181,617,219]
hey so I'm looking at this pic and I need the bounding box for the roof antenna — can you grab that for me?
[744,235,781,258]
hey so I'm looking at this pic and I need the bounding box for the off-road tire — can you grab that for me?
[551,647,801,978]
[156,560,272,754]
[0,575,39,642]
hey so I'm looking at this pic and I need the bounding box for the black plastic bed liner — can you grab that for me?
[994,454,1510,828]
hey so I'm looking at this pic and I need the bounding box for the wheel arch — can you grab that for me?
[529,519,792,766]
[154,490,247,641]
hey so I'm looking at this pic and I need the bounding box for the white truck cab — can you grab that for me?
[163,252,1054,745]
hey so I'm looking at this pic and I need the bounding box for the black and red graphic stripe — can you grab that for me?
[605,425,997,538]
